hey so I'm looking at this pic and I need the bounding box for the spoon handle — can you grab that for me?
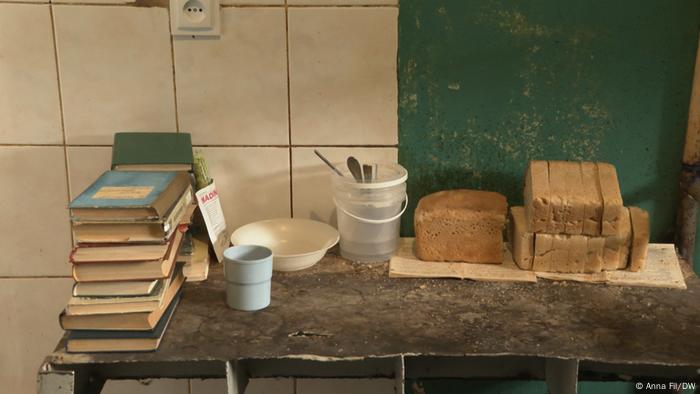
[314,150,344,177]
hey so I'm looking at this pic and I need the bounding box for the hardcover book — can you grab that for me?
[67,266,184,315]
[66,292,181,353]
[60,272,184,331]
[72,280,159,298]
[72,226,186,282]
[112,132,193,172]
[69,171,191,221]
[71,187,193,244]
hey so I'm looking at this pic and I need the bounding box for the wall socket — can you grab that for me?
[170,0,220,37]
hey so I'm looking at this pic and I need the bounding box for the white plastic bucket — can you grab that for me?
[331,163,408,262]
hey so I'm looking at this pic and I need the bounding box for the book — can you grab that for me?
[177,231,194,264]
[72,187,193,244]
[69,171,191,222]
[71,243,170,264]
[73,280,159,297]
[72,226,186,282]
[183,237,210,282]
[111,132,194,172]
[66,266,184,315]
[60,269,185,331]
[66,292,181,353]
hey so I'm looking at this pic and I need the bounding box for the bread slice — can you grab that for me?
[547,161,570,234]
[628,206,650,272]
[580,162,603,235]
[598,163,624,236]
[563,162,585,235]
[414,189,507,263]
[508,207,534,270]
[585,237,605,273]
[603,207,631,271]
[568,235,588,273]
[533,233,554,272]
[524,161,551,233]
[550,234,571,272]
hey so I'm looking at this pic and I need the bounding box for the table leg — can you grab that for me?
[545,358,579,394]
[394,355,405,394]
[37,363,105,394]
[226,360,249,394]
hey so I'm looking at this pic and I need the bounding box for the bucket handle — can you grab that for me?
[333,194,408,224]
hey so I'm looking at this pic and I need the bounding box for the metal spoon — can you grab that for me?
[314,150,344,177]
[363,164,373,183]
[347,156,364,183]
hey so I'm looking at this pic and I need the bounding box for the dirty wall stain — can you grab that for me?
[398,0,699,241]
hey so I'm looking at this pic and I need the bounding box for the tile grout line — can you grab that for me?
[285,0,294,218]
[0,143,399,148]
[0,2,397,7]
[49,3,75,249]
[167,4,181,133]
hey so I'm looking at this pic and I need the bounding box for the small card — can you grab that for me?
[92,186,153,200]
[195,181,228,263]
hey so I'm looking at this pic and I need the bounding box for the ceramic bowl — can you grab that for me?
[230,218,340,272]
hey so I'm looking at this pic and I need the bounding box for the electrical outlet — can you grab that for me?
[170,0,220,37]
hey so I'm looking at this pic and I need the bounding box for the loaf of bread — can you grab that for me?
[628,206,650,272]
[524,161,551,233]
[508,207,534,270]
[520,160,646,274]
[415,189,507,263]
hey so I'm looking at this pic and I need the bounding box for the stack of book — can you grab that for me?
[60,170,195,353]
[112,131,211,281]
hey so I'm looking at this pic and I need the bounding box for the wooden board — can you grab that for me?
[390,238,686,289]
[390,238,537,282]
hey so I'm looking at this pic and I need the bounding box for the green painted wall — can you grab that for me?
[398,0,700,247]
[397,1,700,392]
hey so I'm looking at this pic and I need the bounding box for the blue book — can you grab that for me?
[66,291,181,353]
[69,171,191,221]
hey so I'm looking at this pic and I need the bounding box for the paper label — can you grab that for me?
[195,181,228,263]
[92,186,153,200]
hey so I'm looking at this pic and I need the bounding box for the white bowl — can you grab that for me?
[230,218,339,272]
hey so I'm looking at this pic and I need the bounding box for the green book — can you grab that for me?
[112,132,194,172]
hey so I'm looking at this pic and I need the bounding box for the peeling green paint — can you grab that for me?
[398,0,700,243]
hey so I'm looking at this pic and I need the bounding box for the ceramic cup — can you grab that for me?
[223,245,273,311]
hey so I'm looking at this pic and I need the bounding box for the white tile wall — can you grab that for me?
[174,8,288,145]
[66,146,113,198]
[0,4,61,144]
[288,7,398,145]
[0,278,73,394]
[200,147,291,230]
[0,0,398,392]
[289,0,397,4]
[54,5,176,145]
[0,147,72,276]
